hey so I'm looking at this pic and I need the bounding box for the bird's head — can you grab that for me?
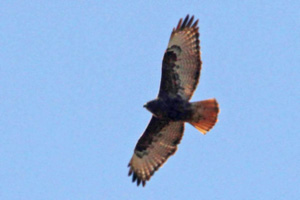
[143,99,164,118]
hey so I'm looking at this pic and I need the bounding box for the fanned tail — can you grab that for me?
[188,98,219,134]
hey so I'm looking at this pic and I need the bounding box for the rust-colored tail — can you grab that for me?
[188,98,219,134]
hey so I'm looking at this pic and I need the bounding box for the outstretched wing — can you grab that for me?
[158,15,201,101]
[128,117,184,187]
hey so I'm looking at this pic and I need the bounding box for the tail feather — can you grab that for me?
[188,98,219,134]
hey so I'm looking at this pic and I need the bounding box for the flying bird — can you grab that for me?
[128,15,219,187]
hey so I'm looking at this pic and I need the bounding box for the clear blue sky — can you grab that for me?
[1,1,299,199]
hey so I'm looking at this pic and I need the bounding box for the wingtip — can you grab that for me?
[174,15,198,31]
[192,19,199,28]
[187,15,194,27]
[137,178,141,186]
[181,15,190,28]
[176,18,183,30]
[128,165,147,187]
[129,171,147,187]
[132,173,137,182]
[128,168,133,176]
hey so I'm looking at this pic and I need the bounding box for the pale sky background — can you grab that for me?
[1,1,300,199]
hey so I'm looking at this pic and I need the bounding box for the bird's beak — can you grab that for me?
[143,104,147,108]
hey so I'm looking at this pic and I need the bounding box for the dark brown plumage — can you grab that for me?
[128,15,220,187]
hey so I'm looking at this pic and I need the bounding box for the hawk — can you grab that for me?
[128,15,219,187]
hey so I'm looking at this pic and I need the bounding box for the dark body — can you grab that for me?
[144,97,193,121]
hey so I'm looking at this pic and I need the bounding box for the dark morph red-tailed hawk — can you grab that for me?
[128,15,220,187]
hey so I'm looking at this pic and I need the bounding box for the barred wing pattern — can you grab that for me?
[128,117,184,186]
[159,15,201,101]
